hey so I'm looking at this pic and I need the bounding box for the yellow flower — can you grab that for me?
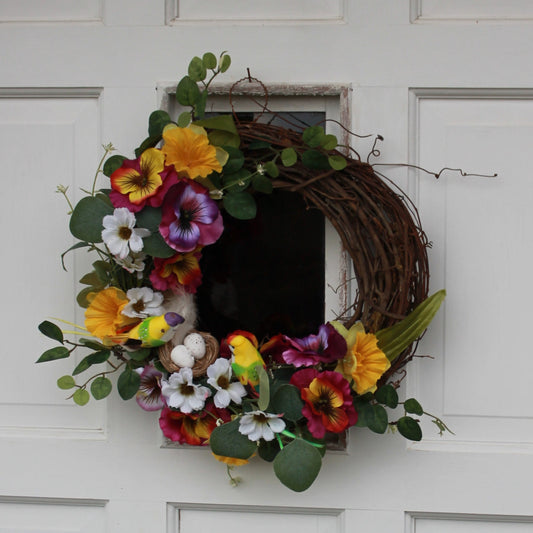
[332,321,391,395]
[212,453,251,467]
[84,287,139,343]
[161,125,223,179]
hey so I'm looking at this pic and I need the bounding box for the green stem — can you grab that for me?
[281,430,325,449]
[91,143,115,196]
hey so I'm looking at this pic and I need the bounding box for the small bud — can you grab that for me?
[256,164,266,175]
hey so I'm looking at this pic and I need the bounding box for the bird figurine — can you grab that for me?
[228,333,266,389]
[123,312,185,348]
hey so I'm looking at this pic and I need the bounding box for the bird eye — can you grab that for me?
[161,329,165,333]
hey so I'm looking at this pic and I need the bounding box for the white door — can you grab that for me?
[2,1,533,532]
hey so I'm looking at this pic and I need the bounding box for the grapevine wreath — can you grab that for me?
[37,52,449,492]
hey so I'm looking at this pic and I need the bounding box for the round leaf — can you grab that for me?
[263,161,279,178]
[273,439,322,492]
[177,111,192,128]
[91,377,112,400]
[301,150,330,170]
[73,389,90,406]
[142,232,176,258]
[209,419,256,459]
[321,134,338,150]
[271,384,304,422]
[36,346,70,363]
[223,192,257,220]
[69,196,113,243]
[252,174,273,194]
[397,416,422,441]
[258,439,281,462]
[38,321,64,344]
[374,384,399,408]
[188,56,207,82]
[176,76,200,106]
[103,155,126,177]
[219,53,231,73]
[117,367,141,400]
[148,110,171,137]
[281,148,297,167]
[404,398,423,416]
[368,404,388,434]
[202,52,217,69]
[222,146,245,173]
[57,375,76,390]
[328,155,347,170]
[302,125,326,148]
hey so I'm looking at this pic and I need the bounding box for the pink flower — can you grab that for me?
[149,250,203,294]
[281,323,347,367]
[136,364,164,411]
[159,180,224,253]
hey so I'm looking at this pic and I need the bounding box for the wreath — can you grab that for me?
[37,52,448,492]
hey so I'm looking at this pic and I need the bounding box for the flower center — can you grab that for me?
[253,412,268,424]
[217,375,230,389]
[179,383,195,396]
[118,226,132,240]
[131,171,149,188]
[132,300,145,313]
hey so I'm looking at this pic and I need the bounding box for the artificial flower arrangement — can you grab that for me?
[37,52,449,492]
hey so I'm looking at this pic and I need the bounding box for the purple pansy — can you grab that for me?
[135,364,165,411]
[160,180,223,253]
[281,323,347,367]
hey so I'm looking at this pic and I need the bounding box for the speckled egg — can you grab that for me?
[170,344,195,368]
[183,333,206,360]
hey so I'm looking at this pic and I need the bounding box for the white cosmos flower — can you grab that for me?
[114,252,146,278]
[238,410,286,442]
[160,367,210,413]
[102,207,150,260]
[206,358,247,408]
[122,287,164,318]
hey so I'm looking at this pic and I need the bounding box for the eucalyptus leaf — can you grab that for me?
[91,376,112,400]
[223,191,257,220]
[135,205,161,232]
[73,388,90,406]
[271,384,304,422]
[148,110,172,137]
[397,416,422,441]
[281,148,297,167]
[103,154,126,177]
[36,346,70,363]
[209,419,256,459]
[142,232,176,258]
[258,439,281,462]
[38,321,64,344]
[57,375,76,390]
[69,196,113,243]
[117,367,141,400]
[176,75,200,107]
[273,439,322,492]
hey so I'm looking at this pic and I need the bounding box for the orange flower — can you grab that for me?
[212,453,251,466]
[335,325,390,395]
[161,125,223,179]
[84,287,139,343]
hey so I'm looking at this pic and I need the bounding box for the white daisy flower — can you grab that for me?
[160,367,210,413]
[101,207,150,259]
[206,358,247,408]
[238,410,286,442]
[122,287,164,318]
[114,252,146,278]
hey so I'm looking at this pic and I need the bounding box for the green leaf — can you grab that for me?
[376,290,446,363]
[93,260,111,281]
[194,115,238,135]
[302,125,326,148]
[219,53,231,73]
[73,388,90,406]
[263,161,279,178]
[188,56,207,82]
[271,384,304,422]
[257,365,270,411]
[397,416,422,441]
[72,350,110,375]
[374,384,399,408]
[301,150,330,170]
[61,242,91,271]
[127,347,152,362]
[57,375,76,390]
[117,367,141,400]
[222,146,245,173]
[38,321,64,344]
[209,419,256,459]
[69,196,113,243]
[176,75,201,107]
[258,439,281,462]
[148,110,172,137]
[273,439,322,492]
[177,111,192,128]
[281,147,297,167]
[79,338,106,350]
[195,90,208,119]
[36,346,70,363]
[404,398,423,416]
[224,169,251,192]
[328,154,347,170]
[354,400,374,428]
[76,286,95,309]
[321,134,338,150]
[103,155,126,177]
[142,232,176,258]
[368,404,388,434]
[223,192,257,220]
[207,130,241,148]
[91,376,112,400]
[202,52,217,69]
[135,135,161,158]
[248,141,271,150]
[79,271,103,287]
[252,174,273,194]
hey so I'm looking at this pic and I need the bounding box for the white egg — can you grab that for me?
[170,345,195,368]
[183,333,206,360]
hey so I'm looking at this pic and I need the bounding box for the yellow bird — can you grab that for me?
[124,312,184,348]
[228,333,266,388]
